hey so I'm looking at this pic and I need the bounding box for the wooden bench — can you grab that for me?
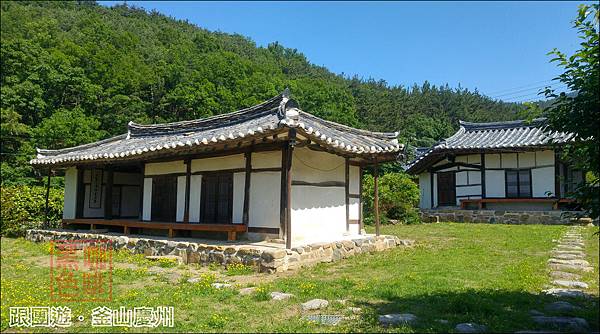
[62,219,247,241]
[459,198,575,210]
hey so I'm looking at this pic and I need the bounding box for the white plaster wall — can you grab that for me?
[191,154,244,172]
[456,185,482,198]
[486,154,501,168]
[532,167,555,197]
[291,186,346,245]
[349,198,360,220]
[252,151,281,169]
[467,154,481,164]
[232,172,245,224]
[292,148,345,183]
[142,178,152,220]
[248,172,280,229]
[189,175,202,223]
[83,185,105,218]
[176,176,186,222]
[456,171,468,186]
[468,171,481,184]
[349,166,360,194]
[120,186,140,217]
[433,175,438,207]
[145,161,185,175]
[537,150,554,166]
[418,173,432,209]
[63,167,78,219]
[502,153,518,168]
[486,170,505,198]
[520,152,536,168]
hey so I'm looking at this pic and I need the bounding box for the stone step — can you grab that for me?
[551,250,585,256]
[549,271,582,280]
[552,280,589,289]
[549,264,594,272]
[544,301,581,314]
[551,253,583,260]
[548,258,590,266]
[531,316,588,332]
[542,288,589,299]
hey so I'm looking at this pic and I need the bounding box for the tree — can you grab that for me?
[33,108,106,150]
[543,4,599,218]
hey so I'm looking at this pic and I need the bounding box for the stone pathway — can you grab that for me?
[525,226,592,333]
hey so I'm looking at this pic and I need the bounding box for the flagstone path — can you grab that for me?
[525,226,592,333]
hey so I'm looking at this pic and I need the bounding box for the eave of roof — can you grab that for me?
[31,90,404,167]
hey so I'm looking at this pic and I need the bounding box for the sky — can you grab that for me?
[100,1,589,102]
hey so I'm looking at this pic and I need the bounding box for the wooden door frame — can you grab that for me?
[437,171,456,206]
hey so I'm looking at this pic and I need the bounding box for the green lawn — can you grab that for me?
[1,223,598,333]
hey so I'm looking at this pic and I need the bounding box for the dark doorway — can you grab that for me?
[437,172,456,206]
[201,173,233,224]
[151,175,177,222]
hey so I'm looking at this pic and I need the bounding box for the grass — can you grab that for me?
[1,223,598,332]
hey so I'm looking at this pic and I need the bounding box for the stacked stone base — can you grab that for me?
[420,209,592,225]
[25,229,413,273]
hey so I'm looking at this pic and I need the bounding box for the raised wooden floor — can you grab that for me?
[62,219,247,240]
[459,198,575,210]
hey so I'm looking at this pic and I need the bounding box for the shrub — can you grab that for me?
[362,172,420,224]
[0,185,63,237]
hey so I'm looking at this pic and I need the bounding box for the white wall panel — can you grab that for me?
[349,198,360,220]
[292,148,345,183]
[176,176,186,222]
[456,185,482,198]
[63,167,78,219]
[249,172,280,228]
[349,165,360,194]
[532,166,555,197]
[145,161,186,175]
[189,175,202,223]
[467,154,481,164]
[486,154,501,168]
[252,151,281,169]
[486,170,505,198]
[519,152,536,168]
[232,172,245,224]
[419,173,432,209]
[456,171,468,186]
[291,186,346,245]
[468,171,481,184]
[191,154,244,172]
[502,153,518,168]
[142,178,152,220]
[536,150,555,166]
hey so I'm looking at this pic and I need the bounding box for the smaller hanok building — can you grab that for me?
[405,118,583,224]
[31,90,403,248]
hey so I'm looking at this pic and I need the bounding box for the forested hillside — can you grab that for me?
[1,1,522,185]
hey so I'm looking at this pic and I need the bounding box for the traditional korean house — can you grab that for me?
[405,118,583,218]
[31,90,403,248]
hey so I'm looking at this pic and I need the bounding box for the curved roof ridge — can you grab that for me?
[128,91,288,137]
[459,118,547,131]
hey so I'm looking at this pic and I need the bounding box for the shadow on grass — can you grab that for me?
[352,289,599,332]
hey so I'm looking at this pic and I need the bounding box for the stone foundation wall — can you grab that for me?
[420,209,591,225]
[25,229,413,273]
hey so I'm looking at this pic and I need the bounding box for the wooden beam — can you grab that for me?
[44,168,52,227]
[62,219,248,232]
[243,151,252,225]
[374,161,380,236]
[183,159,192,223]
[345,158,350,232]
[104,167,114,220]
[286,129,296,249]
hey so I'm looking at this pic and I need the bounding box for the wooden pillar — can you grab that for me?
[285,129,296,249]
[105,167,113,220]
[243,151,252,225]
[44,168,52,227]
[280,145,288,239]
[374,161,380,236]
[183,159,192,223]
[345,158,350,232]
[430,171,434,209]
[358,166,363,235]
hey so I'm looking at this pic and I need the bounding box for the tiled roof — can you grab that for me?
[405,118,574,174]
[31,90,403,166]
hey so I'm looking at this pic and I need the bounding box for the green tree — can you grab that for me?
[33,108,106,149]
[543,4,599,218]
